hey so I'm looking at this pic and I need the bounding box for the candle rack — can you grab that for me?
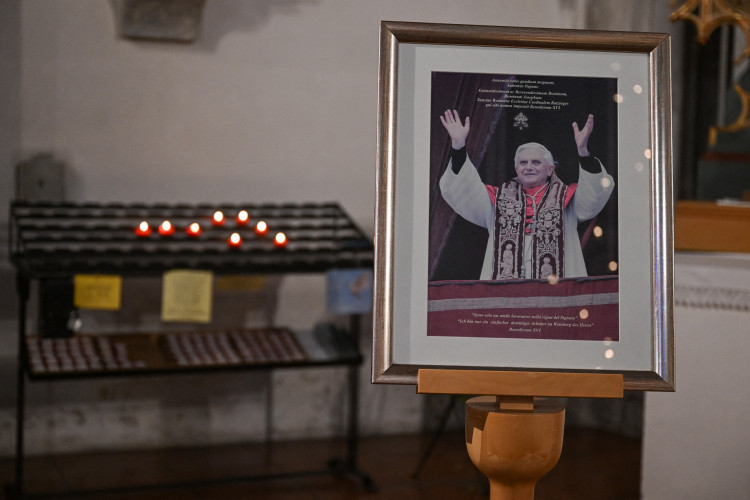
[10,201,373,276]
[8,200,375,497]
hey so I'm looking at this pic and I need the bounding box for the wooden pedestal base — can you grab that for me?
[465,396,565,500]
[418,369,623,499]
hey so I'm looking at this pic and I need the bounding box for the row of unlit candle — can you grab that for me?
[164,329,306,367]
[26,336,146,373]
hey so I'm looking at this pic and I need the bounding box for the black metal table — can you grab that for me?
[8,201,376,498]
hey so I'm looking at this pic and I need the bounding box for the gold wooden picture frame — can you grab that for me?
[373,21,674,391]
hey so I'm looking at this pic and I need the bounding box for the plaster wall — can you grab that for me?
[0,0,681,456]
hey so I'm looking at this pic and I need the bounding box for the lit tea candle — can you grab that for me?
[236,210,250,225]
[228,232,242,248]
[255,220,268,236]
[135,221,152,237]
[186,222,202,237]
[212,210,225,226]
[273,232,287,248]
[158,220,175,236]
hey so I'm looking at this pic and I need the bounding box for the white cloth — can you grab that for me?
[439,158,615,279]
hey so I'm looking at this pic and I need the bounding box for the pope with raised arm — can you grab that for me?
[438,110,615,280]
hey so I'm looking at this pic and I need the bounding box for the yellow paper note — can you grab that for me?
[215,275,266,292]
[74,274,122,310]
[161,270,213,323]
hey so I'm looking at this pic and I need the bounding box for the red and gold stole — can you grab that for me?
[491,175,567,280]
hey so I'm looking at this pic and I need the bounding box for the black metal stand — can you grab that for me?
[327,314,377,493]
[412,395,459,479]
[8,201,376,498]
[12,274,29,499]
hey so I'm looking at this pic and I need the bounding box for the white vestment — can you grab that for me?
[439,158,615,279]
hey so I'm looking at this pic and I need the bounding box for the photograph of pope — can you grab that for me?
[426,72,620,341]
[438,110,615,280]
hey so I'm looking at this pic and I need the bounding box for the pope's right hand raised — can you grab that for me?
[439,109,470,150]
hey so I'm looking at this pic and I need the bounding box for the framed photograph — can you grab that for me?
[373,21,674,391]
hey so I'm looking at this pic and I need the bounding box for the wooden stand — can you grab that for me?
[418,369,624,500]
